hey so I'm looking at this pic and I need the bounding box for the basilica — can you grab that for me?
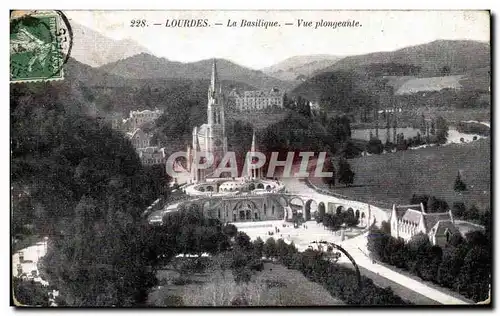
[188,59,228,182]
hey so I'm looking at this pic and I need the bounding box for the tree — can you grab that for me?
[366,138,383,155]
[381,221,391,235]
[435,116,449,144]
[13,278,50,306]
[419,245,443,282]
[337,159,355,187]
[276,239,289,260]
[410,194,429,210]
[367,227,390,261]
[448,232,465,247]
[441,65,451,76]
[406,233,432,276]
[252,237,264,258]
[235,232,252,250]
[426,196,448,213]
[263,238,277,259]
[451,202,466,218]
[222,224,238,239]
[339,141,360,159]
[317,203,326,223]
[455,246,491,301]
[454,172,467,192]
[465,231,488,248]
[437,246,467,288]
[343,209,359,227]
[322,159,336,188]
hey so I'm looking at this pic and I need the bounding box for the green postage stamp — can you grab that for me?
[10,12,67,83]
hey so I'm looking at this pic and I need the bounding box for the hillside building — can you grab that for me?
[138,147,167,166]
[123,108,163,130]
[390,203,461,247]
[126,128,151,149]
[228,88,284,111]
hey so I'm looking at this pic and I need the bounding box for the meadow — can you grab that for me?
[311,138,491,212]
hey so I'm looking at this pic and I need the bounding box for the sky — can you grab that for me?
[65,10,490,69]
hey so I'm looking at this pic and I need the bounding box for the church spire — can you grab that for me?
[251,130,256,153]
[210,58,218,93]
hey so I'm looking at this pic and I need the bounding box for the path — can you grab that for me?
[269,177,471,305]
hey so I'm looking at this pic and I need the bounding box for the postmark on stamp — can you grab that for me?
[10,10,73,83]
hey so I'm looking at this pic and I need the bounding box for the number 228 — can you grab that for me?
[130,19,147,27]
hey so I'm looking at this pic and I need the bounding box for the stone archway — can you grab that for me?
[289,196,305,210]
[355,209,360,219]
[233,200,258,222]
[304,199,318,221]
[257,183,264,189]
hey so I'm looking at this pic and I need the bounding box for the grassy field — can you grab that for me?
[311,138,491,212]
[414,107,491,125]
[148,261,344,306]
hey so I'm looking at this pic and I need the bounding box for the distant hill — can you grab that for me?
[70,22,151,67]
[97,54,293,91]
[262,55,343,81]
[37,58,257,119]
[291,40,491,114]
[314,40,490,77]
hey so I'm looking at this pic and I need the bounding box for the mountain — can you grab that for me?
[291,41,491,115]
[314,40,490,77]
[70,22,151,67]
[262,55,344,81]
[97,54,293,91]
[58,57,258,118]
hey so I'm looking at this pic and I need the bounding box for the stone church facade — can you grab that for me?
[189,59,228,182]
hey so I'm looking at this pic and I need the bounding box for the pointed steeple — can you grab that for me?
[210,58,218,94]
[251,130,256,152]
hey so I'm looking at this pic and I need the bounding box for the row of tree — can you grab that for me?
[368,223,491,302]
[409,194,450,213]
[365,116,450,155]
[322,157,356,188]
[315,208,359,228]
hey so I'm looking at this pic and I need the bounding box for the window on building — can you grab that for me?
[272,205,275,215]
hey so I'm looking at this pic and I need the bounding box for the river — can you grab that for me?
[351,127,488,145]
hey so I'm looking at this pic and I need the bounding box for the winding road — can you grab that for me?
[280,176,472,305]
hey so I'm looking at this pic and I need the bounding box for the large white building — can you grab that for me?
[228,88,284,112]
